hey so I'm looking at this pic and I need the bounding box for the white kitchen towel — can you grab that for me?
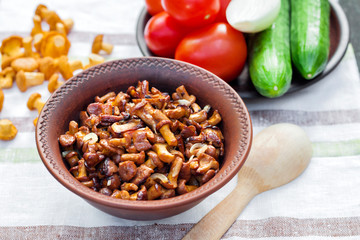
[0,0,359,239]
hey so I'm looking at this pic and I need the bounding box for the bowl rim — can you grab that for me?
[36,57,253,212]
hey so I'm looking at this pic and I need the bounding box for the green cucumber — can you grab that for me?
[249,0,292,98]
[290,0,330,80]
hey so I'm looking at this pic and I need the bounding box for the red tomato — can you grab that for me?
[214,0,231,23]
[175,23,247,82]
[145,0,164,16]
[144,12,188,58]
[161,0,220,27]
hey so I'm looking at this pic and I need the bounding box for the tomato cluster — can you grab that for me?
[144,0,247,83]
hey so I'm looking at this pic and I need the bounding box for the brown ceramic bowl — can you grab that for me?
[35,57,252,220]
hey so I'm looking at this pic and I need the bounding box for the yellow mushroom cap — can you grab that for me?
[0,119,18,141]
[40,31,71,58]
[11,57,39,72]
[35,4,48,19]
[0,67,15,76]
[0,67,15,89]
[38,56,58,80]
[0,35,23,57]
[43,10,63,31]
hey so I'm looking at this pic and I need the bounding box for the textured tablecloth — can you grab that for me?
[1,0,360,239]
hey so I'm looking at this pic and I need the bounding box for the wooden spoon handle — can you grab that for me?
[182,183,258,240]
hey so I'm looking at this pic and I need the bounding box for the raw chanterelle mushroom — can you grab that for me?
[40,31,71,58]
[0,36,25,69]
[91,34,114,54]
[0,119,18,141]
[0,89,4,112]
[15,70,44,92]
[27,92,45,113]
[0,67,15,89]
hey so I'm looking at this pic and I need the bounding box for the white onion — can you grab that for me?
[226,0,281,33]
[203,105,211,112]
[150,173,169,183]
[196,145,208,157]
[189,143,209,157]
[189,143,206,155]
[83,132,98,144]
[107,179,112,186]
[178,99,191,106]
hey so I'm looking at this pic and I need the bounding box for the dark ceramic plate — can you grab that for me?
[136,0,350,98]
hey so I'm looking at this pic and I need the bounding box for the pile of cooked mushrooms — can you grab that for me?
[59,81,224,200]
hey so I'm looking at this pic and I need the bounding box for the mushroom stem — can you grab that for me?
[101,42,114,55]
[16,70,44,92]
[91,34,113,55]
[58,56,73,80]
[23,37,34,57]
[153,143,175,163]
[48,73,63,93]
[24,72,44,87]
[89,53,105,66]
[33,33,43,53]
[63,18,74,33]
[33,117,38,126]
[31,15,43,36]
[69,59,83,72]
[55,22,66,35]
[159,124,177,146]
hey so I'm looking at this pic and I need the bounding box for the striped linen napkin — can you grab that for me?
[1,0,360,239]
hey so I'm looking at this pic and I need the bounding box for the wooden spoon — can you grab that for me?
[182,123,313,240]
